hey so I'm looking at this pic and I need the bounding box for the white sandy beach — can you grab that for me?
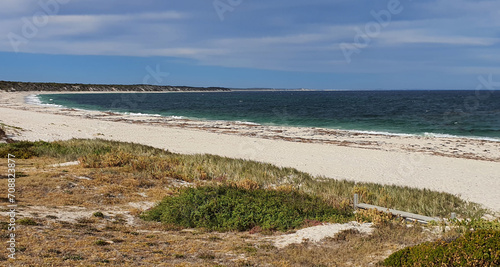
[1,91,499,213]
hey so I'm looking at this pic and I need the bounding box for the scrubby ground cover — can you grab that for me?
[0,138,496,266]
[141,184,353,231]
[384,229,500,266]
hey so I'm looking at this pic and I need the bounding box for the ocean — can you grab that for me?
[36,90,500,140]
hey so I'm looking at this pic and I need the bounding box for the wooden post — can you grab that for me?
[353,194,359,209]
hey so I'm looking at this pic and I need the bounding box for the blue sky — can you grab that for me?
[1,0,499,89]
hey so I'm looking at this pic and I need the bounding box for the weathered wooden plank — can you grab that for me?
[355,203,439,223]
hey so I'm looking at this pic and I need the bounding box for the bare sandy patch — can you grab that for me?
[272,222,374,248]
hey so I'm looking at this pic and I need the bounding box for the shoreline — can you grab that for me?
[23,91,500,163]
[32,92,500,143]
[1,91,500,212]
[32,91,500,143]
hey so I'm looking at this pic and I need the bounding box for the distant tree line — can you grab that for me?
[0,81,231,92]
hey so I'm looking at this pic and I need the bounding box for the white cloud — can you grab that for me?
[421,0,500,16]
[0,1,498,76]
[0,0,36,15]
[48,11,188,23]
[451,66,500,75]
[133,11,188,20]
[0,11,190,53]
[379,30,498,46]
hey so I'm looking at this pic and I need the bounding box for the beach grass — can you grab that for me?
[0,138,486,218]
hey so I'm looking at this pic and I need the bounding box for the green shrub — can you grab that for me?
[0,221,9,230]
[63,254,84,261]
[141,185,352,231]
[452,218,500,234]
[0,138,167,161]
[0,141,44,159]
[93,211,105,218]
[94,240,109,246]
[0,140,72,159]
[383,229,500,266]
[18,218,38,226]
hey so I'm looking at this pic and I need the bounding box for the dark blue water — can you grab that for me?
[37,90,500,140]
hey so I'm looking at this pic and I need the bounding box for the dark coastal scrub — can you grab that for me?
[0,141,54,159]
[384,229,500,266]
[140,184,352,231]
[0,80,230,92]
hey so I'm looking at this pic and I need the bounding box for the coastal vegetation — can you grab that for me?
[141,184,353,231]
[384,229,500,266]
[0,80,230,92]
[0,138,497,265]
[0,138,485,218]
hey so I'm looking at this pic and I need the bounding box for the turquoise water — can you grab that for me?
[37,90,500,140]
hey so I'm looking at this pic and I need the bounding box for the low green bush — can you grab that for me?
[141,185,352,231]
[18,218,38,226]
[94,240,109,246]
[0,140,73,159]
[93,211,105,218]
[0,141,46,159]
[384,229,500,266]
[452,218,500,234]
[0,138,167,160]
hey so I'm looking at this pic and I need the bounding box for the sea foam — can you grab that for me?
[25,94,63,108]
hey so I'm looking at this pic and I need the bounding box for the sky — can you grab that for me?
[0,0,499,90]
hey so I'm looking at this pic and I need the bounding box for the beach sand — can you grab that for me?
[1,91,499,213]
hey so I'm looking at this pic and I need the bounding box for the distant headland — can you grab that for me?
[0,81,231,92]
